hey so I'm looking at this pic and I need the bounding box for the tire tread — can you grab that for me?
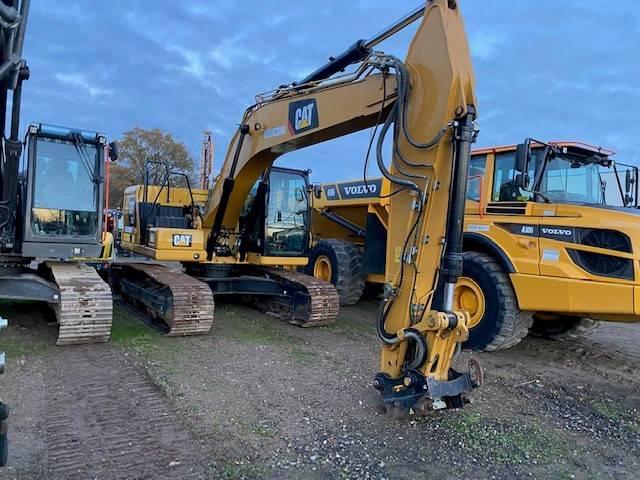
[463,251,533,351]
[308,239,365,306]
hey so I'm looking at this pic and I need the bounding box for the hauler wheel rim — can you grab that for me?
[454,276,485,329]
[313,255,333,282]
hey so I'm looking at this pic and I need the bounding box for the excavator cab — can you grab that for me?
[15,123,115,260]
[239,167,310,259]
[0,123,116,347]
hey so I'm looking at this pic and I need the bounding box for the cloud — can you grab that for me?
[54,73,112,97]
[169,47,206,78]
[470,31,505,61]
[17,0,640,184]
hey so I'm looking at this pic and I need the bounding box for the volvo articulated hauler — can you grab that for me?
[117,1,483,414]
[307,140,640,352]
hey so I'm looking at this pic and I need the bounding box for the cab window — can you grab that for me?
[466,154,487,201]
[492,150,539,202]
[265,170,309,256]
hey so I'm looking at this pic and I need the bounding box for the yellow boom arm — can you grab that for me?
[205,0,479,412]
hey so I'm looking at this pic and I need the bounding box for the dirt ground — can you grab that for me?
[0,297,638,480]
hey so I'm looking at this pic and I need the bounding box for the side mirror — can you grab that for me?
[306,183,322,200]
[515,141,530,189]
[108,141,119,161]
[515,143,528,173]
[625,169,636,207]
[625,168,634,193]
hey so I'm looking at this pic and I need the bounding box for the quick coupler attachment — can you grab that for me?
[373,358,483,415]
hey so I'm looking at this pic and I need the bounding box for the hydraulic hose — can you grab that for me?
[405,328,428,370]
[375,103,421,196]
[394,59,448,150]
[376,301,400,345]
[377,301,428,369]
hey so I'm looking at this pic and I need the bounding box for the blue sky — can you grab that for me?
[21,1,640,182]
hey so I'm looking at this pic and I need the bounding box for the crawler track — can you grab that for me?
[45,346,204,479]
[117,263,214,336]
[47,262,112,345]
[251,267,340,327]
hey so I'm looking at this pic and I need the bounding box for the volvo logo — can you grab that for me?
[541,227,572,236]
[344,184,377,196]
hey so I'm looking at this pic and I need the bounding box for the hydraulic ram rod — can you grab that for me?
[364,5,425,49]
[295,4,425,85]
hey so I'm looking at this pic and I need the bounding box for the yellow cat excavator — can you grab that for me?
[117,0,481,412]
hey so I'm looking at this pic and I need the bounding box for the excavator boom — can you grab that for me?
[200,0,479,411]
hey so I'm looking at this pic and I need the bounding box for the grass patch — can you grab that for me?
[627,422,640,434]
[250,419,278,438]
[289,346,317,366]
[0,300,53,358]
[589,398,628,421]
[208,461,263,480]
[110,303,188,358]
[110,312,159,357]
[323,314,374,337]
[589,397,640,434]
[440,412,568,465]
[111,306,179,391]
[110,306,157,344]
[1,337,51,359]
[224,309,317,366]
[110,304,188,398]
[225,316,286,347]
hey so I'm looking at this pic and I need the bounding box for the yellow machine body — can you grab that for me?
[121,181,311,267]
[310,141,640,324]
[121,185,209,261]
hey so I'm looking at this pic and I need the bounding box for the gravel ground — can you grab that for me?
[0,298,638,479]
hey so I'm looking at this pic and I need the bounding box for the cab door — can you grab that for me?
[485,150,541,275]
[264,168,310,257]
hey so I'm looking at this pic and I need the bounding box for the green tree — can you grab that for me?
[108,127,195,208]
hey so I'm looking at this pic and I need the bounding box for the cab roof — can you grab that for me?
[473,141,615,158]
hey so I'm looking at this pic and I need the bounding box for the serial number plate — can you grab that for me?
[172,234,192,247]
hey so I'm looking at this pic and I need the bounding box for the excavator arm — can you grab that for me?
[204,0,479,412]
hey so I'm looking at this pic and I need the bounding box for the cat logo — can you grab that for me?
[288,98,319,135]
[172,234,192,247]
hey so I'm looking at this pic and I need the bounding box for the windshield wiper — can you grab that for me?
[70,133,99,184]
[522,188,552,203]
